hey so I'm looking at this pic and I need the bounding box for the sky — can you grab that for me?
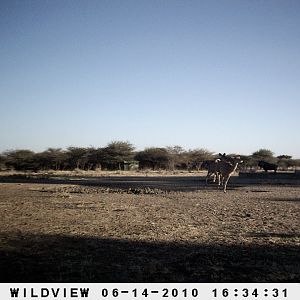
[0,0,300,158]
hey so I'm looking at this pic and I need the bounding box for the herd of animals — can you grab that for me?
[202,153,278,193]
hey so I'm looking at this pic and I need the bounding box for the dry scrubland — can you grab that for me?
[0,172,299,282]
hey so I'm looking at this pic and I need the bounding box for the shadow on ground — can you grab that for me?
[0,232,299,282]
[247,232,300,238]
[265,198,300,203]
[0,175,243,192]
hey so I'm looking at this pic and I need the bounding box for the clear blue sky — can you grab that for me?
[1,0,299,158]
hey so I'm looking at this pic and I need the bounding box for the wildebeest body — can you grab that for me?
[258,161,278,173]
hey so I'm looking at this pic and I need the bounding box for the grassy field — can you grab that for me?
[0,173,299,282]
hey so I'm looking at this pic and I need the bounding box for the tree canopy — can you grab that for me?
[0,143,299,171]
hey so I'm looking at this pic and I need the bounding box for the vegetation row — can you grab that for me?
[0,141,299,172]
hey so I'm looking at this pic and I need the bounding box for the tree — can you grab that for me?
[66,147,90,170]
[4,149,36,171]
[36,148,69,170]
[135,148,169,170]
[166,145,186,170]
[277,155,292,160]
[185,148,214,171]
[0,154,7,170]
[252,149,276,163]
[81,148,102,170]
[239,155,256,169]
[101,141,135,170]
[277,155,294,170]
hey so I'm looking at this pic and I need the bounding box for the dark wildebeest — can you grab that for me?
[258,161,278,173]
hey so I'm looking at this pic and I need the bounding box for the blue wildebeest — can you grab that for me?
[258,161,278,173]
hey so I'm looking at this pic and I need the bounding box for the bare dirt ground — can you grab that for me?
[0,173,299,282]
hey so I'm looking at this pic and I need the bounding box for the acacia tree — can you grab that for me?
[252,149,276,164]
[166,146,186,170]
[238,155,256,169]
[81,148,102,170]
[277,155,295,170]
[4,149,36,171]
[101,141,135,170]
[66,147,90,170]
[186,148,214,171]
[135,147,169,170]
[0,154,7,170]
[35,148,69,170]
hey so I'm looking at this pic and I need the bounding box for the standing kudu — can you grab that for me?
[217,153,243,193]
[202,159,221,185]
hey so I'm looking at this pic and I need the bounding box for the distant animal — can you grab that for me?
[258,161,278,173]
[217,153,243,193]
[202,159,220,184]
